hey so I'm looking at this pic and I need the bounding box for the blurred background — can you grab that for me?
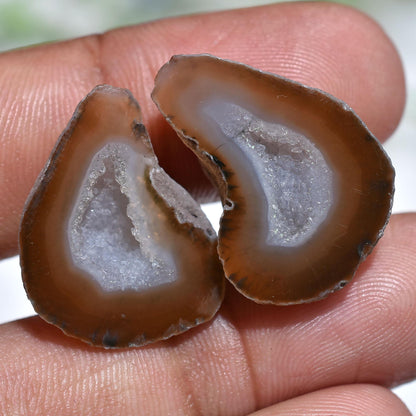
[0,0,415,413]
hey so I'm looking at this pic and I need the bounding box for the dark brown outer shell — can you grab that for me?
[152,54,395,305]
[19,85,225,348]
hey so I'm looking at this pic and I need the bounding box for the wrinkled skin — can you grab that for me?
[0,2,414,415]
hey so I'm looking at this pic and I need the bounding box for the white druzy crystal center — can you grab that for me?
[203,101,334,247]
[68,142,176,291]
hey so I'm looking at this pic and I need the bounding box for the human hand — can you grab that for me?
[0,3,414,415]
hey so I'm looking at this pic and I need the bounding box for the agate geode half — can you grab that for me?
[152,54,394,304]
[20,55,394,348]
[20,85,225,348]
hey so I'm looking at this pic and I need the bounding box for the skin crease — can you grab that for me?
[0,2,414,415]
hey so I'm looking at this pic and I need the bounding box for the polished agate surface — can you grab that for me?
[152,54,394,304]
[20,85,224,348]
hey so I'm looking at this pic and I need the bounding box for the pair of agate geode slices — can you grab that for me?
[20,54,394,348]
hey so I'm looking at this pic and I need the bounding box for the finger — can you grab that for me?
[248,384,411,416]
[0,2,405,256]
[223,213,416,407]
[0,214,415,415]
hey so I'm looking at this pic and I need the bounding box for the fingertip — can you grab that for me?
[249,384,411,416]
[98,2,405,142]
